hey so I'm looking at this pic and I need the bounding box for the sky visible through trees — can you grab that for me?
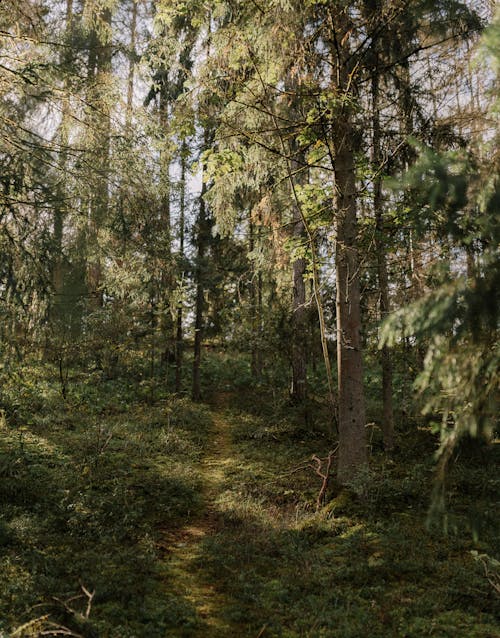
[0,1,498,636]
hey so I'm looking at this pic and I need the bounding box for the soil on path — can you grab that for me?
[159,394,238,637]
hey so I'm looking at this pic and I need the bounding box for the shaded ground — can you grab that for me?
[0,366,498,637]
[158,394,239,637]
[156,391,500,638]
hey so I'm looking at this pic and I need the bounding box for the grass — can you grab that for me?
[196,404,499,637]
[0,355,498,637]
[0,365,211,637]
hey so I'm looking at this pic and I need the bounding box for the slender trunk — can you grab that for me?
[158,87,174,368]
[290,203,307,403]
[52,0,73,318]
[396,60,425,369]
[372,66,395,452]
[408,228,426,367]
[126,0,137,128]
[192,18,212,401]
[192,179,209,401]
[309,279,317,374]
[466,245,476,280]
[87,5,112,309]
[249,218,261,379]
[256,270,263,374]
[334,115,367,483]
[175,146,187,393]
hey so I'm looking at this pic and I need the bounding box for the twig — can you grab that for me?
[52,584,95,623]
[96,425,113,457]
[312,444,339,509]
[279,446,339,509]
[40,626,84,637]
[11,616,50,636]
[476,555,500,597]
[80,584,95,619]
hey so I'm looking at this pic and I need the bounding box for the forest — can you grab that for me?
[0,0,499,636]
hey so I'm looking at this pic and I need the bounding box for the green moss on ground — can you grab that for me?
[0,361,498,637]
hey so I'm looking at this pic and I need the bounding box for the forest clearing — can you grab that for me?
[0,0,499,636]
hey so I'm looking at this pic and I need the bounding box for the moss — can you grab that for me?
[0,361,498,636]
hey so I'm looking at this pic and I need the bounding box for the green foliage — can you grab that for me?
[381,14,500,471]
[0,1,499,634]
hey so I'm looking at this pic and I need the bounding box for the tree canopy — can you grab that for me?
[0,1,498,635]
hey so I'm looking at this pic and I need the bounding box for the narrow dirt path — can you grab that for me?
[160,394,237,636]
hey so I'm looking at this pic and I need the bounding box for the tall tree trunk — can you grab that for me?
[248,217,263,380]
[175,145,187,393]
[372,64,395,452]
[396,59,425,369]
[157,83,175,369]
[309,279,318,374]
[192,178,209,401]
[192,15,213,402]
[290,202,307,403]
[86,5,112,309]
[51,0,73,321]
[126,0,137,127]
[334,115,367,484]
[327,8,367,482]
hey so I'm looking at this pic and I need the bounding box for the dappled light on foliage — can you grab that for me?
[0,0,499,636]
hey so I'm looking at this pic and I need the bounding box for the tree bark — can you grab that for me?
[175,145,187,393]
[372,64,395,452]
[192,179,209,401]
[290,202,307,403]
[334,116,367,484]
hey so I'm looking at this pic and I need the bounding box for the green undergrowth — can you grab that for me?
[0,360,498,637]
[196,407,500,637]
[0,364,212,637]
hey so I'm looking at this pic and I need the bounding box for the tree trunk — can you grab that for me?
[175,145,187,393]
[158,130,172,368]
[249,217,263,380]
[290,203,307,403]
[192,179,209,401]
[86,4,112,309]
[51,0,73,323]
[334,116,367,484]
[126,0,137,128]
[372,65,395,452]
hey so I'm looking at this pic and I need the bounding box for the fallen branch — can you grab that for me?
[11,615,51,636]
[311,445,338,510]
[472,551,500,598]
[40,624,85,637]
[53,584,95,622]
[278,445,339,509]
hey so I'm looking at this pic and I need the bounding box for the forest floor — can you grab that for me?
[158,393,240,637]
[0,359,499,637]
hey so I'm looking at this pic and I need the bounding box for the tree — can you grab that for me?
[381,8,499,480]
